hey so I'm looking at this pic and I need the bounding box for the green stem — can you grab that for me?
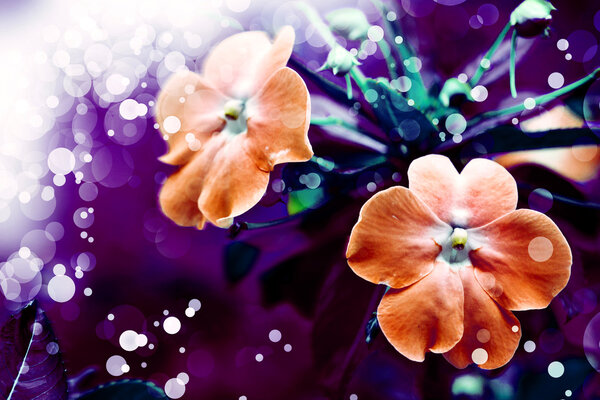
[470,22,511,87]
[509,29,518,98]
[470,68,600,124]
[349,67,370,94]
[345,74,353,100]
[294,2,337,48]
[368,0,428,105]
[376,39,398,80]
[311,115,358,131]
[295,2,373,100]
[310,155,337,171]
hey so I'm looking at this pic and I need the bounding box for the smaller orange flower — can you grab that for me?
[155,26,313,229]
[347,154,572,369]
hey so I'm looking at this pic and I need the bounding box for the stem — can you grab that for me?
[349,67,369,94]
[295,2,373,100]
[376,39,398,80]
[310,115,388,147]
[294,2,337,48]
[345,74,353,100]
[368,0,428,105]
[509,29,518,98]
[472,68,600,123]
[470,22,511,87]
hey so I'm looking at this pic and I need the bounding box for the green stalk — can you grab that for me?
[470,22,511,87]
[345,74,353,99]
[295,2,373,100]
[368,0,428,105]
[509,29,518,98]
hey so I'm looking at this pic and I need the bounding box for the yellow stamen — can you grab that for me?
[224,100,243,120]
[451,228,468,250]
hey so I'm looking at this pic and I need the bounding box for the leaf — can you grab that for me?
[0,301,68,400]
[73,380,167,400]
[363,79,438,152]
[287,188,326,215]
[224,241,260,283]
[441,126,600,159]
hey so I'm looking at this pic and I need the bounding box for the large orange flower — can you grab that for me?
[155,26,313,229]
[346,154,572,369]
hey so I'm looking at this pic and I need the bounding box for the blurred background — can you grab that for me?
[1,0,600,399]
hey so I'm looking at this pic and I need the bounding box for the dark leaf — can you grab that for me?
[363,79,438,153]
[289,56,357,108]
[516,358,592,400]
[73,380,167,400]
[0,300,68,400]
[224,241,260,283]
[440,126,600,158]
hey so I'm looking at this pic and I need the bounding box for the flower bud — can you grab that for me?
[439,78,473,108]
[326,8,371,41]
[510,0,556,38]
[319,45,360,76]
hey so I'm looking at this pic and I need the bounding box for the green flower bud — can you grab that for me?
[439,78,473,108]
[318,45,361,76]
[326,8,371,41]
[510,0,556,37]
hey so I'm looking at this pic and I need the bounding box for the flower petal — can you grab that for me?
[202,26,295,99]
[470,209,572,311]
[251,26,296,95]
[198,134,270,226]
[202,31,271,98]
[443,267,521,369]
[158,135,227,228]
[346,186,452,289]
[408,155,518,227]
[377,262,464,362]
[156,70,226,165]
[245,67,312,171]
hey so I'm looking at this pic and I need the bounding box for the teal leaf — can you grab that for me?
[73,380,167,400]
[0,301,68,400]
[224,241,260,283]
[364,79,437,150]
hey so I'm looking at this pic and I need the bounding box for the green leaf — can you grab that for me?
[363,79,437,148]
[74,380,167,400]
[287,188,325,215]
[224,241,260,283]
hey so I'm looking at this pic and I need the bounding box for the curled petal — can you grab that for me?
[245,67,313,171]
[378,262,464,362]
[156,71,226,165]
[347,186,452,289]
[158,135,227,228]
[443,267,521,369]
[252,26,296,94]
[203,27,295,99]
[470,209,572,311]
[198,135,270,226]
[408,155,517,227]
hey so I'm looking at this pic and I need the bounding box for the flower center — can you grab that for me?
[450,227,468,251]
[436,227,473,271]
[222,99,247,135]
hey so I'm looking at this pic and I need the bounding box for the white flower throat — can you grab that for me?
[223,99,248,135]
[436,226,480,270]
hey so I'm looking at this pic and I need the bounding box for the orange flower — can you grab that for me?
[346,154,572,369]
[155,26,313,229]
